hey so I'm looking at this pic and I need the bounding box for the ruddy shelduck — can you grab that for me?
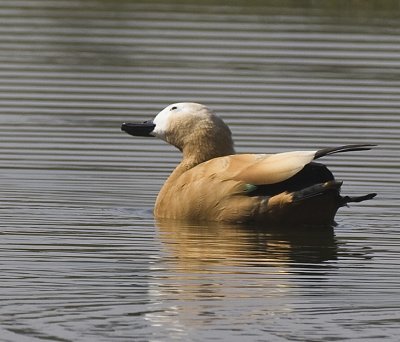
[122,102,376,225]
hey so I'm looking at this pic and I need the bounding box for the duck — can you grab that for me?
[121,102,376,226]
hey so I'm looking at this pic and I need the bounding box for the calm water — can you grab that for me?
[0,1,399,341]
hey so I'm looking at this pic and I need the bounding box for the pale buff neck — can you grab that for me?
[164,114,235,173]
[187,134,235,160]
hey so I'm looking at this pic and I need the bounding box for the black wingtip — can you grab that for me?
[315,144,377,160]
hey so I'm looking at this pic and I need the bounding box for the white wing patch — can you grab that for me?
[233,150,317,185]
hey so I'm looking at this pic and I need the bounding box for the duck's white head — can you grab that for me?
[152,102,210,140]
[122,102,235,162]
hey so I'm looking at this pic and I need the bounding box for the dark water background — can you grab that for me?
[0,1,399,341]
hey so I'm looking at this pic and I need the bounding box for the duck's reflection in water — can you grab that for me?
[145,221,339,338]
[156,219,338,270]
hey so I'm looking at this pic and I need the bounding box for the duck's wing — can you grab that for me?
[228,151,317,185]
[222,144,376,186]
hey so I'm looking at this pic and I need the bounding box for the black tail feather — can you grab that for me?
[315,144,376,160]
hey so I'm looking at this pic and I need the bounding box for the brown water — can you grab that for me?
[0,1,399,341]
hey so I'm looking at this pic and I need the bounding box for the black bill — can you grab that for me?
[121,121,156,137]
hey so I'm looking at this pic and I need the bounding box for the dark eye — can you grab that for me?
[170,106,177,111]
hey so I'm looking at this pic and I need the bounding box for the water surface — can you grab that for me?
[0,1,399,341]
